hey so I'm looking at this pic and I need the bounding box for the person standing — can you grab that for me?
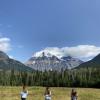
[44,87,51,100]
[71,89,78,100]
[20,85,28,100]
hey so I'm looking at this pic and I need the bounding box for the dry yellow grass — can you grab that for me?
[0,87,100,100]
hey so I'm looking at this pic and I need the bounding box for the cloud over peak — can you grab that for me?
[33,45,100,61]
[0,37,11,52]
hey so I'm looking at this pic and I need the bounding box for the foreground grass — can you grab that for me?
[0,87,100,100]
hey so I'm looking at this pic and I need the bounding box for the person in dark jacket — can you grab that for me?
[71,89,78,100]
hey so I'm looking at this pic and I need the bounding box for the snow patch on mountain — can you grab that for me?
[26,51,84,71]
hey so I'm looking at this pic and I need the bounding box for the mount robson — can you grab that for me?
[25,52,83,71]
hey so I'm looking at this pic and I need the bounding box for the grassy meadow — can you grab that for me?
[0,87,100,100]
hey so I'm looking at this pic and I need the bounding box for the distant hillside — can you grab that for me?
[76,54,100,69]
[0,51,32,72]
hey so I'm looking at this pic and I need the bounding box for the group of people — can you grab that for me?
[20,86,78,100]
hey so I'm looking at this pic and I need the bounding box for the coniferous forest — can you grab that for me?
[0,67,100,88]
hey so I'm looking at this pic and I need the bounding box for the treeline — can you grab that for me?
[0,68,100,88]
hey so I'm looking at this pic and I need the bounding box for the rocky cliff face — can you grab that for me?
[25,52,83,71]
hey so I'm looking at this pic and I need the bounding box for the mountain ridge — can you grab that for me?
[25,52,83,71]
[75,53,100,69]
[0,51,33,72]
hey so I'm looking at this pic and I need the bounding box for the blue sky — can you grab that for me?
[0,0,100,62]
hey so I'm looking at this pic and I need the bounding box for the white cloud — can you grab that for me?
[0,37,12,52]
[33,45,100,61]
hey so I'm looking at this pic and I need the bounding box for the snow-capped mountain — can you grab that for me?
[25,52,83,71]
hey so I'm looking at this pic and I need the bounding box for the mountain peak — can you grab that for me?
[0,51,9,60]
[26,51,83,71]
[91,53,100,63]
[42,52,45,57]
[33,51,53,58]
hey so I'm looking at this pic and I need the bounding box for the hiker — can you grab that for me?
[71,89,78,100]
[20,85,28,100]
[44,87,51,100]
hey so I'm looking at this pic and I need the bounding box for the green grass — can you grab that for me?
[0,87,100,100]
